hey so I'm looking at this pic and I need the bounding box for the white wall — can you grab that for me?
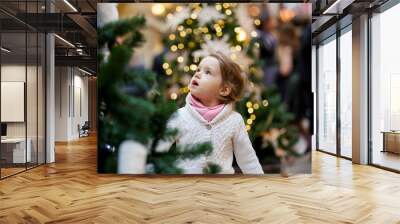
[1,65,39,138]
[55,67,89,141]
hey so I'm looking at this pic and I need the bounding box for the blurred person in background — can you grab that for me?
[276,22,300,107]
[257,10,279,87]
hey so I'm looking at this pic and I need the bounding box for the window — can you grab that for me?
[317,35,337,154]
[370,3,400,171]
[339,27,352,158]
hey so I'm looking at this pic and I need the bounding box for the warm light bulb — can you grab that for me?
[184,66,190,72]
[247,119,253,125]
[170,45,177,52]
[246,125,251,131]
[190,64,197,71]
[180,31,187,37]
[253,103,259,110]
[236,29,247,42]
[151,4,165,16]
[162,63,169,69]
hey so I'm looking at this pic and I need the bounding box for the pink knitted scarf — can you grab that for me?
[189,94,225,122]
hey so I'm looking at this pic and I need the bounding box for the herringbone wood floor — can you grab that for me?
[0,135,400,224]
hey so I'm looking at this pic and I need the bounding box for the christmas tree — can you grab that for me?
[157,3,305,169]
[97,16,220,174]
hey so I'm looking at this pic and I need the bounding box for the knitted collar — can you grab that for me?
[189,94,225,122]
[185,93,233,125]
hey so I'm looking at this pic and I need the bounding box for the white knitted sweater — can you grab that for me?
[158,94,264,174]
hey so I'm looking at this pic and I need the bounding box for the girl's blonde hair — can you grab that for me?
[208,52,246,103]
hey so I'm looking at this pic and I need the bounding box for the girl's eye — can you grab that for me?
[206,70,211,75]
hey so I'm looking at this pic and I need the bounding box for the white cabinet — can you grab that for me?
[1,138,32,163]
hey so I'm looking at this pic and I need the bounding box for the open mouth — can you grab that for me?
[191,80,199,87]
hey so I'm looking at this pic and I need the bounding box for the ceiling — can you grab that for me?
[0,0,97,74]
[1,0,395,75]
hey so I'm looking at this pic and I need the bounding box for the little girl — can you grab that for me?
[160,52,264,174]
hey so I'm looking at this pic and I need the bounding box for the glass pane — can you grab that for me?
[1,30,27,177]
[27,31,38,169]
[317,37,337,154]
[339,29,352,158]
[38,32,45,165]
[371,4,400,171]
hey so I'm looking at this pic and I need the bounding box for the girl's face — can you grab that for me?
[189,56,227,105]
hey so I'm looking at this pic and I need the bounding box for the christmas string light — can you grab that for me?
[253,103,259,110]
[184,66,190,72]
[170,45,177,52]
[151,4,165,16]
[236,30,247,42]
[180,31,187,37]
[190,64,197,71]
[162,63,169,69]
[246,125,251,131]
[247,119,253,125]
[190,13,198,19]
[171,93,178,100]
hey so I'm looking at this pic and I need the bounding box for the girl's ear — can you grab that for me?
[219,85,231,97]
